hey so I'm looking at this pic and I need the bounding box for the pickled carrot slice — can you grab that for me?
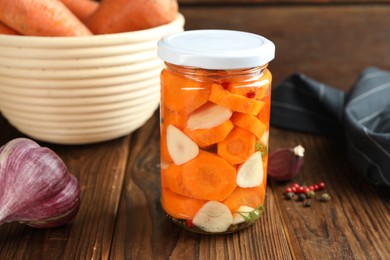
[223,69,272,100]
[161,189,206,220]
[160,124,173,164]
[161,106,188,130]
[224,81,268,100]
[217,127,256,165]
[161,69,212,115]
[209,83,264,115]
[184,120,234,148]
[161,164,190,196]
[231,112,267,139]
[180,150,237,201]
[223,185,266,213]
[256,93,271,128]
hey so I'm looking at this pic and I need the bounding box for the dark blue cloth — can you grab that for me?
[271,67,390,186]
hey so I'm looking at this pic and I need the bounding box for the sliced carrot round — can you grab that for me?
[223,69,272,100]
[161,69,212,115]
[161,189,206,220]
[184,120,234,148]
[161,163,192,197]
[162,106,188,130]
[217,127,256,165]
[180,151,237,201]
[256,91,271,127]
[223,185,266,213]
[231,112,267,140]
[160,123,172,164]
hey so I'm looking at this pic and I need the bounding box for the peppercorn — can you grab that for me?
[306,190,315,198]
[285,192,295,200]
[303,187,311,195]
[317,182,325,190]
[186,219,194,228]
[297,193,306,201]
[291,183,300,188]
[320,193,331,202]
[303,200,312,207]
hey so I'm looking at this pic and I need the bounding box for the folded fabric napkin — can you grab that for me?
[271,67,390,186]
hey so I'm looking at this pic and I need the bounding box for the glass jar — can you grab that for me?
[157,30,275,234]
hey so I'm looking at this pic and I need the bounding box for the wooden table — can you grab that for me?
[1,1,390,259]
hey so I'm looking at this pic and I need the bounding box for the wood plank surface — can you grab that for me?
[269,128,390,259]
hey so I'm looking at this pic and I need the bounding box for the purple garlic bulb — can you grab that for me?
[0,138,80,228]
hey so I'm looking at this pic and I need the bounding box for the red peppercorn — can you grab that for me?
[309,185,315,191]
[186,219,194,228]
[313,184,319,191]
[246,90,256,98]
[285,187,293,193]
[318,182,325,190]
[297,186,304,194]
[303,187,310,195]
[292,183,300,188]
[291,186,297,193]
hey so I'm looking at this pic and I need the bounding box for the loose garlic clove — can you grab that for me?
[267,145,305,181]
[0,138,80,228]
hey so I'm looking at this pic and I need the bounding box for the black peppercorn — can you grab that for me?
[297,193,306,201]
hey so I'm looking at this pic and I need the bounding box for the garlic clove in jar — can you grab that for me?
[0,138,80,228]
[267,145,305,181]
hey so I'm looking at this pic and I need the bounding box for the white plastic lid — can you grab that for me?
[157,30,275,70]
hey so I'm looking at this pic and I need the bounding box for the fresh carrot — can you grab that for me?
[184,120,234,148]
[223,185,266,213]
[0,21,19,35]
[218,127,256,165]
[86,0,178,34]
[161,189,206,220]
[60,0,98,22]
[209,83,264,115]
[180,150,237,201]
[161,69,212,115]
[231,112,267,140]
[0,0,92,36]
